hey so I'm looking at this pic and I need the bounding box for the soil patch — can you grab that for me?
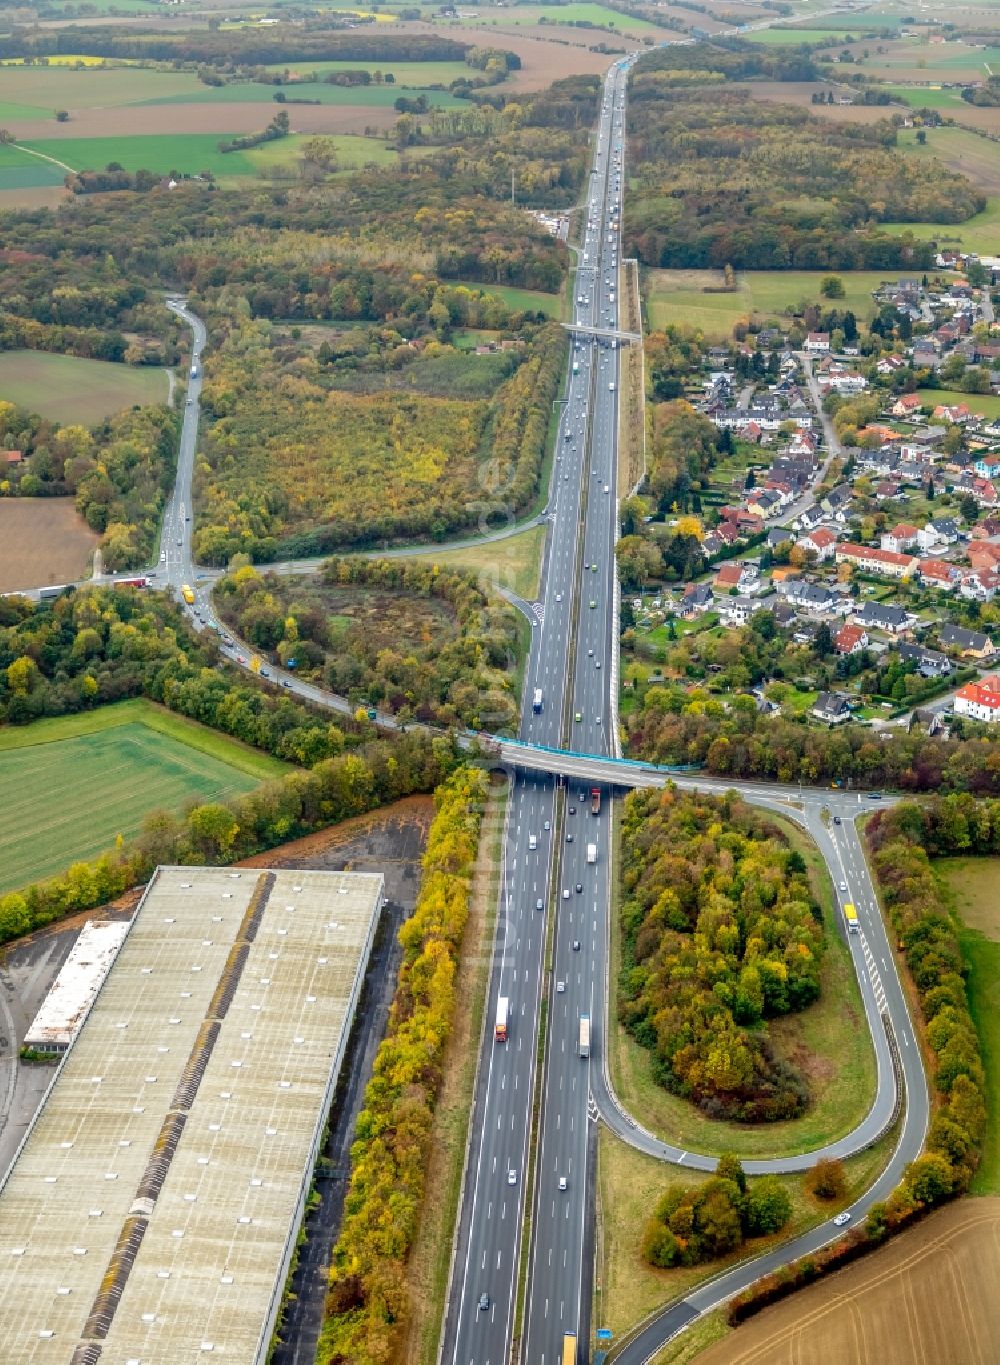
[697,1198,1000,1365]
[3,102,397,139]
[391,20,624,87]
[729,81,910,123]
[0,500,98,593]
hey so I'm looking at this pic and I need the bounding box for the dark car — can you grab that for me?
[566,832,574,843]
[572,940,581,951]
[833,815,842,824]
[575,882,583,893]
[569,806,576,816]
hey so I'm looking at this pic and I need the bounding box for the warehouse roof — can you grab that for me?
[0,864,383,1364]
[24,919,129,1051]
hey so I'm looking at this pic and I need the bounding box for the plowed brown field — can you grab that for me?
[698,1199,1000,1365]
[0,500,98,593]
[1,102,397,140]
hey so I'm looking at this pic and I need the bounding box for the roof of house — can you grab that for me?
[837,543,916,570]
[715,563,744,586]
[889,522,919,538]
[836,624,867,651]
[956,675,1000,711]
[941,624,992,650]
[805,527,836,549]
[855,601,909,628]
[919,557,957,581]
[812,691,850,716]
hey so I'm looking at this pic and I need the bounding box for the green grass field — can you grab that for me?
[647,269,886,338]
[884,84,968,110]
[883,196,1000,257]
[0,143,65,191]
[0,65,197,113]
[915,388,1000,421]
[0,351,167,425]
[141,79,462,109]
[22,134,259,179]
[454,281,562,318]
[495,1,662,32]
[746,26,863,43]
[0,700,287,893]
[262,58,471,84]
[403,522,545,601]
[936,856,1000,1196]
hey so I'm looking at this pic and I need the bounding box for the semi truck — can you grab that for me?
[532,688,543,714]
[590,787,601,815]
[587,843,597,865]
[495,996,509,1043]
[844,903,859,934]
[562,1333,577,1365]
[578,1015,590,1058]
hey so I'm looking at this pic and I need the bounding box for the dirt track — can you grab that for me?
[698,1198,1000,1365]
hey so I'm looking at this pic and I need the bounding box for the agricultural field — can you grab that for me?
[393,19,632,87]
[896,126,1000,197]
[746,26,867,43]
[695,1199,1000,1365]
[0,501,98,594]
[0,351,168,426]
[0,700,285,894]
[937,856,1000,1196]
[646,270,886,339]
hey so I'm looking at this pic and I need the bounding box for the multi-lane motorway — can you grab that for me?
[441,63,631,1365]
[20,29,928,1365]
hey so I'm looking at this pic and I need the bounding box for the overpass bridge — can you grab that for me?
[561,321,641,344]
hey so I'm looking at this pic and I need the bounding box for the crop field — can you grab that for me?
[746,25,866,43]
[0,65,196,114]
[0,702,282,894]
[647,270,885,338]
[482,2,661,33]
[141,79,463,109]
[696,1199,1000,1365]
[937,856,1000,1196]
[0,501,98,594]
[392,20,630,87]
[897,126,1000,197]
[0,143,66,197]
[262,58,471,84]
[0,351,167,425]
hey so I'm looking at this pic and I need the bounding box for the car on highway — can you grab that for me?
[160,551,166,562]
[536,898,544,911]
[568,805,576,815]
[555,592,563,603]
[478,1293,490,1312]
[596,660,601,669]
[572,940,580,951]
[866,792,882,800]
[833,815,842,824]
[591,562,599,572]
[839,881,848,892]
[563,889,570,900]
[588,648,594,657]
[544,820,551,831]
[575,882,583,893]
[589,599,597,608]
[566,832,574,843]
[558,1177,568,1191]
[604,484,610,494]
[176,537,182,545]
[574,711,582,722]
[556,980,565,993]
[507,1169,517,1185]
[833,1211,851,1227]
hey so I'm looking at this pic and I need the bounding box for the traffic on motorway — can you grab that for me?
[22,39,929,1365]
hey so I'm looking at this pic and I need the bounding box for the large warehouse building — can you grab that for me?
[0,864,384,1363]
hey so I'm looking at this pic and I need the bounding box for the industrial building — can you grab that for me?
[0,863,384,1363]
[24,920,130,1054]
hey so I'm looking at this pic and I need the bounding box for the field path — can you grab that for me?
[12,142,73,175]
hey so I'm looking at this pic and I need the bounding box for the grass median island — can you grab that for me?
[594,1120,897,1347]
[402,522,546,602]
[609,799,878,1158]
[0,699,287,894]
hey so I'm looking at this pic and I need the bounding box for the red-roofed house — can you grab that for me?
[892,394,923,418]
[835,543,917,578]
[881,523,919,554]
[804,331,830,353]
[955,675,1000,723]
[968,542,1000,572]
[798,527,837,562]
[918,557,959,591]
[2,450,22,466]
[835,623,869,655]
[933,402,971,424]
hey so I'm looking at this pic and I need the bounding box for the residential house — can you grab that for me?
[714,562,759,594]
[961,568,1000,603]
[804,332,831,353]
[954,675,1000,723]
[717,594,758,626]
[745,488,783,520]
[918,557,960,591]
[811,691,852,724]
[933,402,972,424]
[974,456,1000,479]
[875,480,902,502]
[765,526,796,549]
[788,429,819,458]
[835,543,917,579]
[822,484,854,521]
[776,579,839,615]
[853,601,910,634]
[881,523,919,554]
[797,527,837,563]
[967,541,1000,573]
[836,623,869,655]
[877,355,907,376]
[892,394,924,419]
[939,624,995,658]
[972,516,1000,539]
[916,517,961,551]
[680,582,713,618]
[795,505,825,533]
[898,642,952,678]
[2,450,22,467]
[912,342,939,370]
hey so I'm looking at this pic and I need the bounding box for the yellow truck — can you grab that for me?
[844,903,859,934]
[181,584,195,605]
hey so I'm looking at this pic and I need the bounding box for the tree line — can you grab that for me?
[643,1155,792,1270]
[619,788,824,1122]
[0,730,463,946]
[319,765,489,1365]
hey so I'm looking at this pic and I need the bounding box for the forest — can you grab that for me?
[213,557,522,732]
[0,400,179,570]
[624,68,984,269]
[193,319,564,562]
[618,787,824,1122]
[642,1155,791,1269]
